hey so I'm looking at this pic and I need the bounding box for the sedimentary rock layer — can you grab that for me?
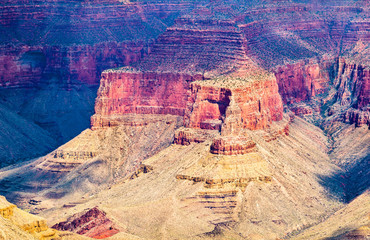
[91,70,204,129]
[186,71,283,132]
[210,136,256,155]
[136,17,251,76]
[274,59,331,104]
[52,207,119,239]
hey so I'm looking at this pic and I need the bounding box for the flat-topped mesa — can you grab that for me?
[184,69,284,133]
[91,16,257,129]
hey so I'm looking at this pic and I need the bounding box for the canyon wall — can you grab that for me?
[0,42,149,88]
[238,4,369,68]
[274,58,332,105]
[0,0,196,157]
[275,56,370,127]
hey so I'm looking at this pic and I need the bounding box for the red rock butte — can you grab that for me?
[91,17,284,133]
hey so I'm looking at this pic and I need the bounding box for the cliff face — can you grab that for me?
[274,59,331,105]
[91,70,203,129]
[335,58,370,109]
[275,56,370,127]
[92,71,284,131]
[185,72,283,132]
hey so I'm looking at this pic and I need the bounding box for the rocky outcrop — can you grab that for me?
[0,196,60,240]
[210,136,256,155]
[52,207,119,239]
[174,127,219,145]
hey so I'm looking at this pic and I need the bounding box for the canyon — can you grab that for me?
[0,0,369,239]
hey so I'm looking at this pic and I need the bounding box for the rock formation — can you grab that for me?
[91,70,203,129]
[0,0,197,157]
[210,136,256,155]
[52,207,119,239]
[185,71,283,132]
[0,195,60,240]
[0,1,369,240]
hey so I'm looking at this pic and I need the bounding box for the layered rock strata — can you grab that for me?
[91,70,204,129]
[136,17,250,75]
[210,136,256,155]
[52,207,119,239]
[275,56,370,127]
[185,71,284,132]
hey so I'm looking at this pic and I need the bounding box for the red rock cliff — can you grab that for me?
[185,70,283,132]
[91,69,204,129]
[274,59,331,105]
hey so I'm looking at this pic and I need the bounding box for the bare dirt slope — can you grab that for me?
[38,117,349,239]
